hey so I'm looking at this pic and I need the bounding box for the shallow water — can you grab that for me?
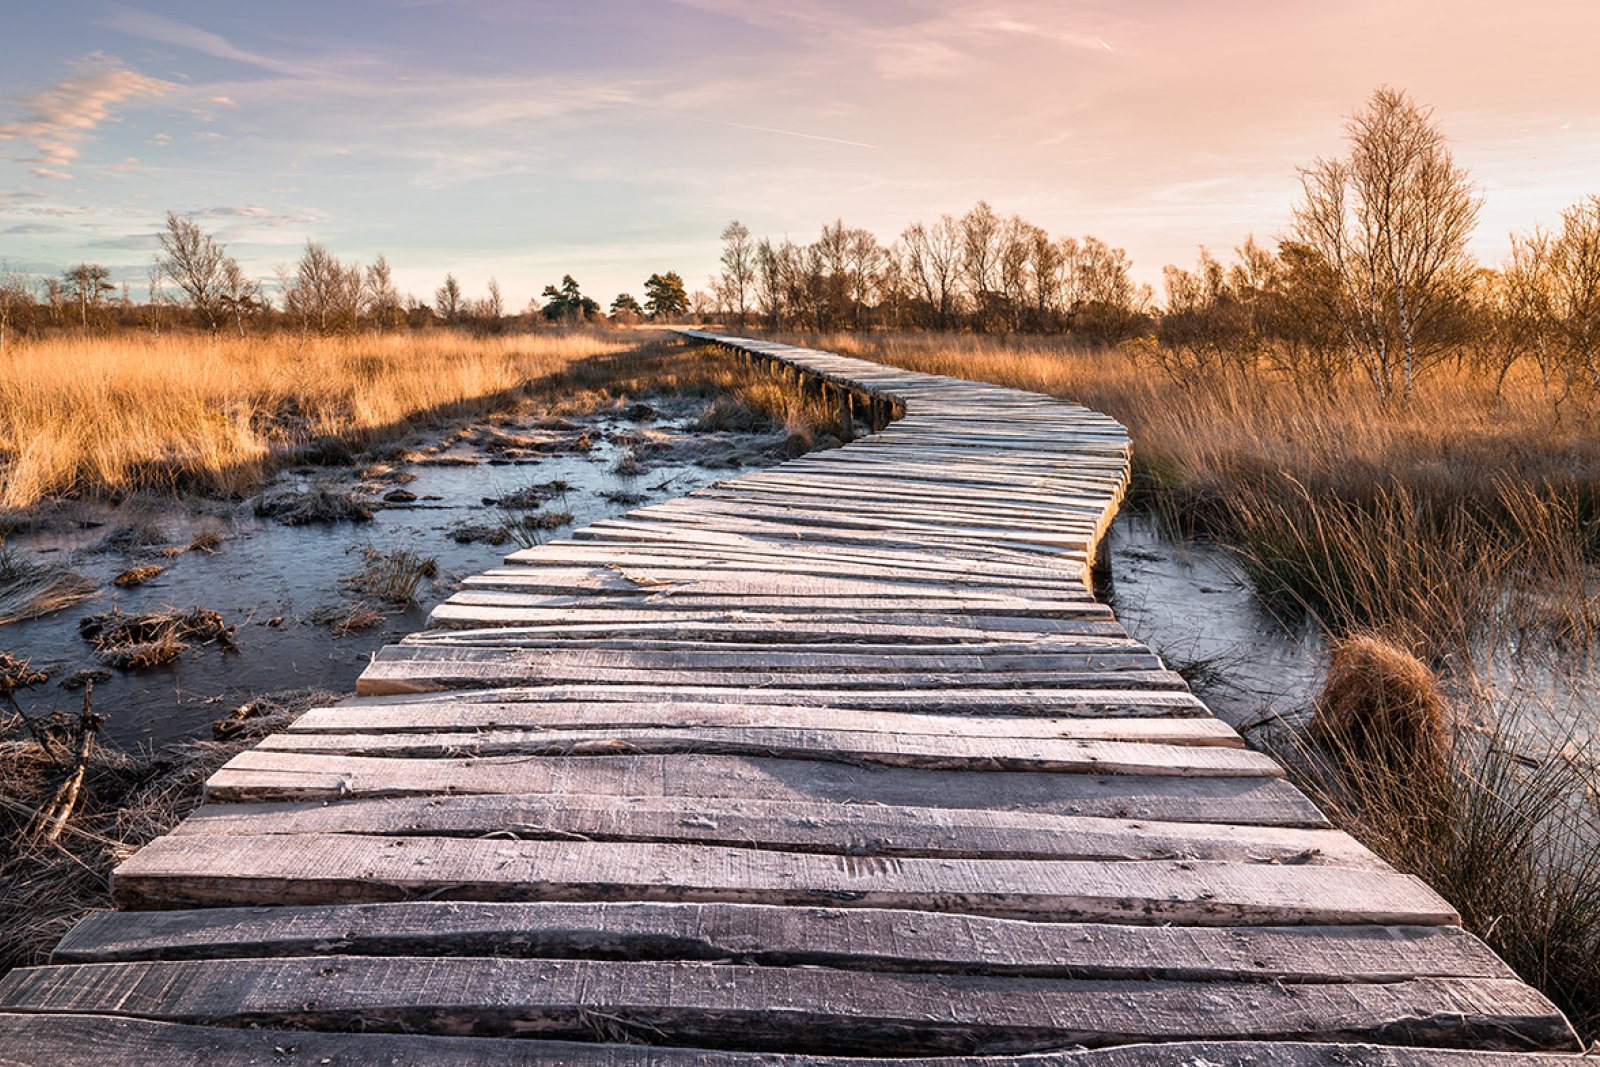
[2,402,792,749]
[1101,512,1325,729]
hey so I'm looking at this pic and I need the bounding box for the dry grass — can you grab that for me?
[0,689,338,972]
[0,541,96,625]
[1313,633,1450,762]
[78,607,235,670]
[0,329,632,510]
[1277,680,1600,1040]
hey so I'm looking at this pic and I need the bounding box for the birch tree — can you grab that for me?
[1289,88,1479,399]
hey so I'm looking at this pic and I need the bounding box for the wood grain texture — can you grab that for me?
[0,958,1569,1054]
[0,1016,1588,1066]
[53,901,1514,982]
[111,832,1457,925]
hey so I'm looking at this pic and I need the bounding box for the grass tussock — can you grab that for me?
[0,688,338,971]
[0,542,96,626]
[343,547,439,606]
[0,329,631,511]
[77,607,235,670]
[253,484,374,526]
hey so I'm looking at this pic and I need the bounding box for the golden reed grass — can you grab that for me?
[795,331,1600,666]
[0,329,633,511]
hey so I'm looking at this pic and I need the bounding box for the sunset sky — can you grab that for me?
[3,0,1598,308]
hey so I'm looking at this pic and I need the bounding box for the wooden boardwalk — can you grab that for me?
[0,333,1585,1063]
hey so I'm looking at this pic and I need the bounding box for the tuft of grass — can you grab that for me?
[1312,633,1449,766]
[0,542,97,627]
[1273,682,1600,1041]
[77,607,235,670]
[343,547,438,607]
[314,601,386,637]
[112,565,164,588]
[254,485,373,526]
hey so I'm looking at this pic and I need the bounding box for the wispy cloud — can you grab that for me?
[683,117,875,149]
[0,53,176,179]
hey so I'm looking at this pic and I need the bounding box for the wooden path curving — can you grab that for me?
[0,333,1584,1063]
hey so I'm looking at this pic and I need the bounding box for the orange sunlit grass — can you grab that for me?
[0,330,633,510]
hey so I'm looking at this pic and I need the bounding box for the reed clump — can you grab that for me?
[1279,681,1600,1039]
[1313,633,1450,764]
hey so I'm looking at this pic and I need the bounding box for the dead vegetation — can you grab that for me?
[1275,677,1600,1040]
[77,607,235,670]
[253,484,374,526]
[0,688,338,972]
[0,542,96,627]
[112,565,164,588]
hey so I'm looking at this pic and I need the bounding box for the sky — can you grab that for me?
[2,0,1599,309]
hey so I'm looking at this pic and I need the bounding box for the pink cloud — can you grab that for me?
[0,53,177,179]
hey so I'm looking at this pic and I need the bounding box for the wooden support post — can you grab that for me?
[837,385,855,442]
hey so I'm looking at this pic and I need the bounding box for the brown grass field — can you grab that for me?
[0,329,839,514]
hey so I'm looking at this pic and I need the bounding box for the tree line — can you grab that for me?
[0,213,694,345]
[710,209,1148,343]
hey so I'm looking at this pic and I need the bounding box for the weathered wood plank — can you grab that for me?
[166,793,1374,866]
[52,901,1515,983]
[255,727,1278,777]
[110,833,1457,925]
[203,750,1329,826]
[328,683,1211,717]
[0,959,1570,1053]
[290,701,1238,742]
[3,1014,1573,1067]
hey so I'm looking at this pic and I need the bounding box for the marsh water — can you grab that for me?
[2,399,799,748]
[1101,513,1325,729]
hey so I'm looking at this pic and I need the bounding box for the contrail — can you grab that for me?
[686,116,876,149]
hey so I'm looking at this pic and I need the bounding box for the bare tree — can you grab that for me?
[155,213,233,331]
[0,263,32,350]
[363,255,403,330]
[1290,88,1480,399]
[1544,196,1600,386]
[435,274,464,325]
[719,221,756,328]
[219,259,263,338]
[280,241,364,335]
[902,216,962,329]
[62,264,115,328]
[959,201,1002,324]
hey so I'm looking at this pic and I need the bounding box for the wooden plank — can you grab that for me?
[166,793,1375,866]
[4,1016,1574,1067]
[326,683,1211,717]
[110,833,1458,925]
[369,643,1158,673]
[53,901,1516,983]
[203,751,1329,826]
[253,726,1279,777]
[0,959,1570,1053]
[290,701,1238,742]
